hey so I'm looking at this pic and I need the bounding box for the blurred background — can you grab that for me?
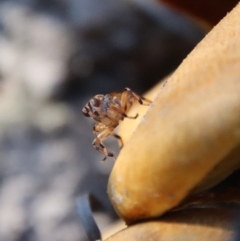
[0,0,205,240]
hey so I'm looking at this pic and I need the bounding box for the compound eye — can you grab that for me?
[90,98,100,107]
[82,107,90,117]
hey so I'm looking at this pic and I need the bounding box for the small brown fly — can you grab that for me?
[82,87,152,161]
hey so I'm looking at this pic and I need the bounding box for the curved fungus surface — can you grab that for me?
[105,208,240,241]
[108,3,240,224]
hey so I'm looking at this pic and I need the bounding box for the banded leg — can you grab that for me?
[125,87,152,106]
[93,126,116,161]
[110,106,139,119]
[92,138,115,161]
[111,133,124,148]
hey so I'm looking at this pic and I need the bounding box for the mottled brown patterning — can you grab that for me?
[82,88,152,161]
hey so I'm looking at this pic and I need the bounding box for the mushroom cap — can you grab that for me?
[108,3,240,224]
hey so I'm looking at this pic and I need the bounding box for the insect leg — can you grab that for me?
[111,133,124,148]
[110,106,139,119]
[125,87,152,106]
[92,138,115,161]
[122,112,138,119]
[92,126,116,161]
